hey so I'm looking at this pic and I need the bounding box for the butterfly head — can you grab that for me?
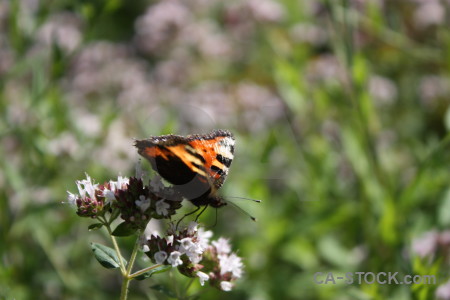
[208,195,228,208]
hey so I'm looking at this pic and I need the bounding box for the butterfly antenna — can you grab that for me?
[214,207,218,226]
[226,200,258,222]
[206,207,219,229]
[227,196,262,203]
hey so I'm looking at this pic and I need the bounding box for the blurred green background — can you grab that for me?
[2,0,450,299]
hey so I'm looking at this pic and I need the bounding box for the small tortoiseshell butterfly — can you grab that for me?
[134,130,235,209]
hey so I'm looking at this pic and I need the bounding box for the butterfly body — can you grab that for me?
[135,130,235,208]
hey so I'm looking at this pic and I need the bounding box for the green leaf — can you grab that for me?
[109,207,120,224]
[112,222,137,237]
[91,243,126,269]
[150,284,176,298]
[88,223,103,231]
[438,188,450,227]
[445,106,450,132]
[134,265,171,281]
[103,202,111,212]
[105,0,122,12]
[80,3,95,20]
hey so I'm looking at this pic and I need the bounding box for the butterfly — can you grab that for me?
[134,130,235,209]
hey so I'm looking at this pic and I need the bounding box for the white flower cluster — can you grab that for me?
[146,222,243,292]
[68,173,244,292]
[135,195,151,213]
[103,175,129,201]
[151,222,210,267]
[211,237,244,291]
[67,174,130,205]
[155,200,170,216]
[66,173,98,205]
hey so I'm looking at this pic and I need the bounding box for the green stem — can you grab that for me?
[129,264,163,278]
[170,269,181,298]
[400,132,450,208]
[120,276,131,300]
[111,235,126,274]
[126,230,142,275]
[101,218,126,275]
[119,230,142,300]
[183,278,195,296]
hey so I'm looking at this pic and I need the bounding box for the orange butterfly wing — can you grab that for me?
[135,130,235,205]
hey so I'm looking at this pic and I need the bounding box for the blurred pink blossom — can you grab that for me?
[183,82,234,127]
[93,119,136,173]
[134,0,191,55]
[0,43,14,76]
[0,1,9,32]
[72,109,102,138]
[48,132,80,156]
[16,0,40,35]
[247,0,285,22]
[235,82,284,132]
[67,42,154,108]
[368,75,397,105]
[419,75,449,107]
[306,54,347,84]
[413,0,445,28]
[412,230,438,258]
[180,21,233,59]
[36,12,82,52]
[5,84,32,126]
[223,0,284,42]
[153,54,192,85]
[290,23,328,46]
[437,279,450,300]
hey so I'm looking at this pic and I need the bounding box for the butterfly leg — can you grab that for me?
[176,205,202,229]
[194,204,209,222]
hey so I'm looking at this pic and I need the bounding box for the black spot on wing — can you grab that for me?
[191,162,203,171]
[216,154,232,167]
[186,147,206,163]
[211,165,225,176]
[230,144,235,154]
